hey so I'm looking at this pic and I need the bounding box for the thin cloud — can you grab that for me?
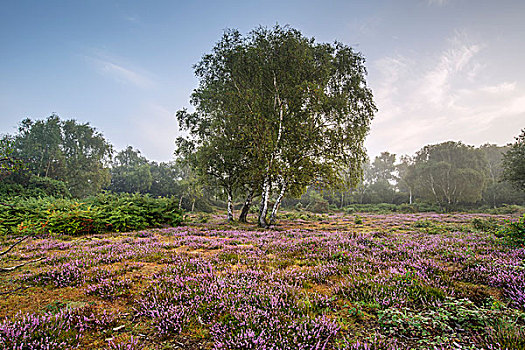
[86,53,155,89]
[426,0,451,6]
[366,32,525,158]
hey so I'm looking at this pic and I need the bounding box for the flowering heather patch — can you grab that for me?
[0,305,116,349]
[1,212,525,349]
[22,259,85,287]
[104,336,140,350]
[85,277,133,300]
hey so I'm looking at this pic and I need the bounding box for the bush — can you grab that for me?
[0,175,71,199]
[471,218,500,232]
[498,214,525,244]
[0,193,184,236]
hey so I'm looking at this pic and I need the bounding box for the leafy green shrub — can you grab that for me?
[379,299,489,339]
[497,214,525,244]
[479,319,525,350]
[309,198,329,213]
[344,206,355,214]
[471,217,500,232]
[489,205,525,215]
[397,203,418,213]
[0,193,184,236]
[412,220,434,228]
[0,175,71,199]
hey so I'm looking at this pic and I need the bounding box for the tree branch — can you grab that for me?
[0,257,44,272]
[0,285,29,296]
[0,236,30,257]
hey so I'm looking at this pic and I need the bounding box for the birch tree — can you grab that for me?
[409,141,487,208]
[176,25,375,227]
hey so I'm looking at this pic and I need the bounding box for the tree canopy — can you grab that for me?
[9,115,113,197]
[109,146,153,194]
[503,129,525,191]
[406,141,487,208]
[176,25,376,226]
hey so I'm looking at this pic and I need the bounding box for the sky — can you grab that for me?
[1,0,524,162]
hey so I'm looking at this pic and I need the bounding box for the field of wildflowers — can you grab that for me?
[1,212,524,349]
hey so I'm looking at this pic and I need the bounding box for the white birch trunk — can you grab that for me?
[258,73,285,228]
[258,175,271,227]
[227,191,234,222]
[269,179,287,225]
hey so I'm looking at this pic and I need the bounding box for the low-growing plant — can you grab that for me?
[497,214,525,244]
[85,277,133,300]
[478,319,525,350]
[472,217,500,232]
[0,305,116,349]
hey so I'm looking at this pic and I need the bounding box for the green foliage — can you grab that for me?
[9,115,113,197]
[0,176,71,199]
[479,319,525,350]
[379,299,525,348]
[503,129,525,191]
[0,193,184,236]
[487,204,525,215]
[497,214,525,244]
[408,141,488,207]
[109,146,152,194]
[471,217,500,232]
[379,298,490,339]
[0,135,23,178]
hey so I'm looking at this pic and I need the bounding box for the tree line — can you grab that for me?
[1,114,523,216]
[316,139,525,211]
[0,115,205,210]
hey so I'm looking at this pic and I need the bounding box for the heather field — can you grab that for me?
[1,213,525,350]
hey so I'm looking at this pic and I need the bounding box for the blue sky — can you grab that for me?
[1,0,524,161]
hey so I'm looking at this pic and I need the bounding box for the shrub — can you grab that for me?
[471,217,500,232]
[0,193,184,236]
[497,214,525,244]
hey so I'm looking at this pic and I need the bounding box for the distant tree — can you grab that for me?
[177,25,376,227]
[11,115,112,197]
[0,136,23,179]
[479,144,520,207]
[397,155,416,204]
[60,119,112,197]
[371,152,397,183]
[149,161,182,197]
[503,129,525,191]
[13,116,64,179]
[109,146,152,194]
[176,109,252,221]
[171,159,203,212]
[367,152,397,203]
[409,141,487,208]
[352,161,373,204]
